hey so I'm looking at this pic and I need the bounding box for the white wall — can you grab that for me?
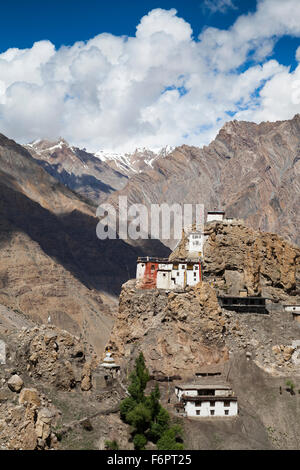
[185,400,238,417]
[157,271,172,289]
[186,265,200,286]
[136,262,146,279]
[188,233,204,255]
[207,213,224,223]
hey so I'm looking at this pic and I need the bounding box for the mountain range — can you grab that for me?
[0,114,300,354]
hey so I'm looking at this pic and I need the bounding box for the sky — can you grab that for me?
[1,0,300,152]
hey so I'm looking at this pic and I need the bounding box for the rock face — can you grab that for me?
[105,114,300,247]
[203,221,300,302]
[108,280,228,378]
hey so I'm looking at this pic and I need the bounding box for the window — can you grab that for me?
[194,266,198,270]
[141,264,144,267]
[224,401,230,407]
[210,410,215,416]
[224,410,229,416]
[198,389,215,396]
[210,401,215,407]
[163,273,166,277]
[196,410,200,416]
[177,272,180,277]
[151,265,155,271]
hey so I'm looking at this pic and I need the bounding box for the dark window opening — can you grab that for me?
[198,389,215,396]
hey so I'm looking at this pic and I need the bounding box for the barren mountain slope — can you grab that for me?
[25,139,128,205]
[0,134,170,353]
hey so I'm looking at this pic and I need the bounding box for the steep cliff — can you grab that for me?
[108,280,229,378]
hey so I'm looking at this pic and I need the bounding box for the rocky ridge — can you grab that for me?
[105,114,300,247]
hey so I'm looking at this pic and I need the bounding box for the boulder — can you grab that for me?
[7,375,24,393]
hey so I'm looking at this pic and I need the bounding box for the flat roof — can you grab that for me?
[137,257,200,264]
[218,296,268,300]
[175,383,231,391]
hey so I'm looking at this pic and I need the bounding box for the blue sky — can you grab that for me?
[1,0,300,151]
[1,1,258,50]
[3,0,297,68]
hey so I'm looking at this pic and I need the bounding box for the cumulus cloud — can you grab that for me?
[0,1,300,152]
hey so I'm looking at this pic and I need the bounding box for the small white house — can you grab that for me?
[207,210,225,223]
[174,382,238,418]
[187,231,204,256]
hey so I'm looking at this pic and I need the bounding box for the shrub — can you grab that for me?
[105,440,119,450]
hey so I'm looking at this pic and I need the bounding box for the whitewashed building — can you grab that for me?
[207,210,225,223]
[136,258,202,290]
[174,382,238,418]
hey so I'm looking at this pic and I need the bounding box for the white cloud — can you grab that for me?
[0,1,300,152]
[202,0,237,14]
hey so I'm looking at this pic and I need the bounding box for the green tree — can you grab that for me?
[133,433,147,450]
[126,403,152,434]
[127,353,150,402]
[156,425,184,450]
[148,406,170,442]
[120,352,184,450]
[120,396,137,421]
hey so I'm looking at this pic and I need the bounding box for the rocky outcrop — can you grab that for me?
[108,280,228,378]
[203,221,300,301]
